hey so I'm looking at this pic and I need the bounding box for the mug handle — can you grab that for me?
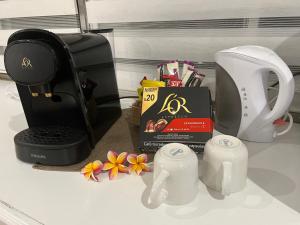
[221,161,232,196]
[148,170,170,205]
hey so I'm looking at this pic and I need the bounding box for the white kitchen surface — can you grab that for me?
[0,80,300,225]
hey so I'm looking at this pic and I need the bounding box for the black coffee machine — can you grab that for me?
[4,29,121,166]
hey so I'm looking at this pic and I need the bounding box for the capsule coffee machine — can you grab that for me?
[4,29,121,165]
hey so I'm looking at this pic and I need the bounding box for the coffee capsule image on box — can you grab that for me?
[154,119,168,132]
[145,120,155,132]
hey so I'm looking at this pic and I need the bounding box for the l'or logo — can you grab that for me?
[158,93,192,115]
[21,57,32,69]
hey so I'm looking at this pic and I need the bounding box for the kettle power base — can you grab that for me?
[14,126,91,166]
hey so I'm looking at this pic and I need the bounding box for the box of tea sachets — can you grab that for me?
[139,87,213,153]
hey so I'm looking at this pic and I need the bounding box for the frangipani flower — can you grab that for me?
[81,160,103,182]
[103,151,129,180]
[127,154,151,175]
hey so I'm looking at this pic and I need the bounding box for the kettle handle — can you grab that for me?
[148,170,170,205]
[263,64,294,124]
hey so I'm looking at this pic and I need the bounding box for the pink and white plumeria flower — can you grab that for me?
[102,151,129,180]
[127,153,151,175]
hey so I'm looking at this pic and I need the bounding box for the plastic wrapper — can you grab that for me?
[182,67,205,87]
[182,61,195,78]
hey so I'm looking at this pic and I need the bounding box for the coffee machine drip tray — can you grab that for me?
[14,126,90,166]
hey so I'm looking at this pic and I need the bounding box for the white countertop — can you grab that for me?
[0,80,300,225]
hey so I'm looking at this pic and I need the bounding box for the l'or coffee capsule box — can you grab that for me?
[139,87,213,153]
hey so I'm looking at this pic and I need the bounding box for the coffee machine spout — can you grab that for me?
[29,83,52,97]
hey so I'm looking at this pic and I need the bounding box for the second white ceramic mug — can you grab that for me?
[148,143,199,205]
[202,135,248,196]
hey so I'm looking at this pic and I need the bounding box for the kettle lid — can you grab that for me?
[216,45,279,65]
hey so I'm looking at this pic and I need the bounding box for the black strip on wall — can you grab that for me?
[115,58,300,74]
[90,16,300,30]
[0,14,79,30]
[258,17,300,28]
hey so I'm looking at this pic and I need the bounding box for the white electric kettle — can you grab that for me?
[215,46,295,142]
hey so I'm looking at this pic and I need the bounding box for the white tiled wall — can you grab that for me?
[0,0,79,72]
[0,28,79,49]
[87,0,300,22]
[86,0,300,92]
[0,0,77,19]
[1,0,300,94]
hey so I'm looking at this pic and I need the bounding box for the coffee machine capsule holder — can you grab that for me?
[4,29,121,165]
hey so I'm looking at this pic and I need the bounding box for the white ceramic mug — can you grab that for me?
[202,135,248,196]
[148,143,199,205]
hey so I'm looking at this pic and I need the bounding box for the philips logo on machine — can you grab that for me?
[21,57,33,69]
[158,93,192,115]
[30,153,46,159]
